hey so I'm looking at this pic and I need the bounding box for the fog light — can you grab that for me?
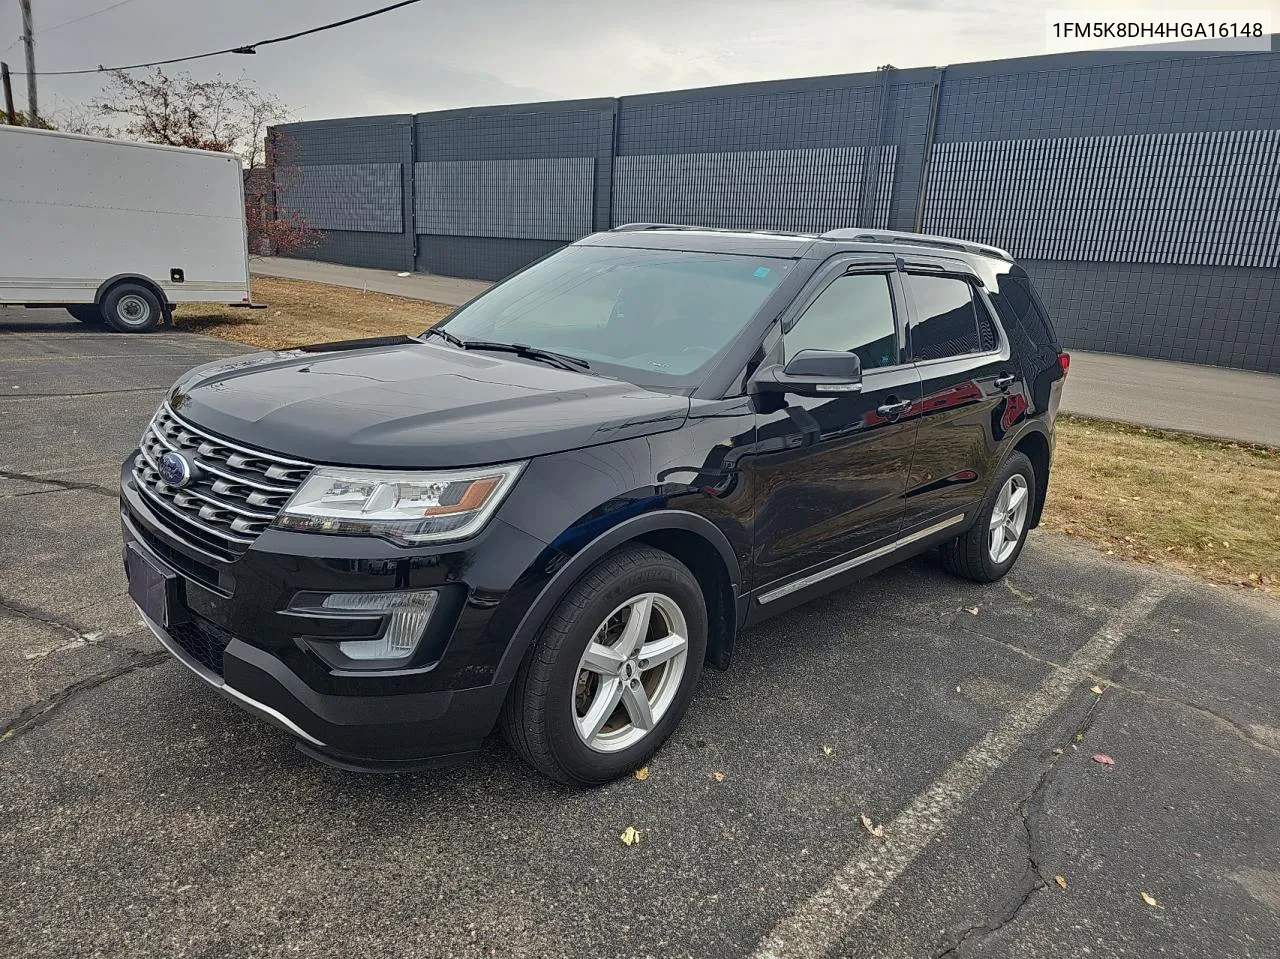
[322,590,439,661]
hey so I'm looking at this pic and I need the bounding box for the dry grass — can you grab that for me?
[172,275,453,350]
[1045,415,1279,595]
[174,278,1278,596]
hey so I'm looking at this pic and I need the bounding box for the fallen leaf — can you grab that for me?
[1054,875,1068,889]
[859,813,885,838]
[1064,526,1075,535]
[1090,684,1105,695]
[822,745,834,756]
[965,606,979,615]
[1092,752,1116,766]
[619,826,641,846]
[1140,891,1160,907]
[634,766,650,781]
[713,771,726,783]
[719,830,734,839]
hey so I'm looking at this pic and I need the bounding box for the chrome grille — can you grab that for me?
[133,404,314,558]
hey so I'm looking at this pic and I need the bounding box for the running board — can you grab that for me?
[756,514,966,605]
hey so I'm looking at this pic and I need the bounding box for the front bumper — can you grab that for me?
[120,455,551,771]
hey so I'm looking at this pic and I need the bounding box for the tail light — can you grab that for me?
[1059,352,1070,377]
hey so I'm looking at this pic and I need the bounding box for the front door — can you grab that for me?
[748,263,923,591]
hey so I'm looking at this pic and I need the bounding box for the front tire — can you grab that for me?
[501,544,708,786]
[939,451,1035,583]
[102,283,162,333]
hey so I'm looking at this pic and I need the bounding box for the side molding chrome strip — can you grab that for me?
[756,513,967,605]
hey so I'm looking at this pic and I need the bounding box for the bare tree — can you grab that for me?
[80,68,289,169]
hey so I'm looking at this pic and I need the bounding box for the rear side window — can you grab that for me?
[989,272,1060,350]
[784,273,899,370]
[905,274,995,362]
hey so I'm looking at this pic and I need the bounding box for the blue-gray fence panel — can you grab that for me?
[276,163,404,234]
[613,147,894,232]
[414,157,595,241]
[924,129,1280,267]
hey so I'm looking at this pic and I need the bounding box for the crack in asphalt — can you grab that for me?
[6,387,166,399]
[929,615,1276,956]
[929,695,1102,958]
[951,624,1277,756]
[1112,676,1280,757]
[0,595,138,660]
[0,468,117,498]
[0,651,170,745]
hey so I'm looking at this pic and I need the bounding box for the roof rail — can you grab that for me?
[820,229,1013,262]
[611,222,704,232]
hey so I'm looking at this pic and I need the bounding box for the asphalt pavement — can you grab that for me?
[1,310,1277,959]
[251,257,1280,447]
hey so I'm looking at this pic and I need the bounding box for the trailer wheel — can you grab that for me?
[102,283,162,333]
[66,305,104,325]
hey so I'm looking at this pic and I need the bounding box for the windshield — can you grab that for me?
[437,245,794,389]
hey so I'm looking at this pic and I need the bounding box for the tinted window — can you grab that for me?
[441,246,792,390]
[784,273,898,370]
[906,274,990,361]
[989,272,1058,349]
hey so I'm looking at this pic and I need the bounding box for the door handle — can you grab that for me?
[994,374,1016,391]
[876,398,912,417]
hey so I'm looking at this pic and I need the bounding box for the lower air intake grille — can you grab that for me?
[168,616,235,677]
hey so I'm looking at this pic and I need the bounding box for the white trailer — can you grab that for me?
[0,125,254,332]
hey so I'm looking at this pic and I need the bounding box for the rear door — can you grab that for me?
[748,258,923,590]
[898,260,1029,531]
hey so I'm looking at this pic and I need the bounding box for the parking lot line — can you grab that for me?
[749,579,1173,959]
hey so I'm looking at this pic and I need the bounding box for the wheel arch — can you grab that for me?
[1010,426,1051,528]
[94,273,167,307]
[493,510,744,686]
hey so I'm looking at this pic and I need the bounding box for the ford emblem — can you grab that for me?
[159,451,193,488]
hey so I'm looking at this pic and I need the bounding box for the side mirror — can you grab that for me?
[753,349,863,397]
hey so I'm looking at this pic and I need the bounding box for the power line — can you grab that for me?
[3,0,146,56]
[34,0,424,76]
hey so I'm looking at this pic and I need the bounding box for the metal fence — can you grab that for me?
[272,41,1280,373]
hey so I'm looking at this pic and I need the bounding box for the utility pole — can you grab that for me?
[1,61,16,125]
[19,0,37,126]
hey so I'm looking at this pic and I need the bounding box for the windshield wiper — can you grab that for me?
[459,340,591,372]
[422,327,466,348]
[422,329,590,372]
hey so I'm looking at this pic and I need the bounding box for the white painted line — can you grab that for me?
[750,579,1172,959]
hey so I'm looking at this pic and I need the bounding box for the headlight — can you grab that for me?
[274,462,524,546]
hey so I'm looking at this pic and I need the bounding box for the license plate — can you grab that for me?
[125,542,177,627]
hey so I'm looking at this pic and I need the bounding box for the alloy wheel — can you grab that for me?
[572,592,689,753]
[988,473,1030,563]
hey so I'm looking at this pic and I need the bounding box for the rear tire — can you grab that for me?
[66,304,103,324]
[939,451,1035,583]
[501,544,708,786]
[102,283,162,333]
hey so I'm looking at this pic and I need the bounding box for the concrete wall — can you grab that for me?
[271,41,1280,373]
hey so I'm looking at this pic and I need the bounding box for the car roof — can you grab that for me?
[580,223,1015,265]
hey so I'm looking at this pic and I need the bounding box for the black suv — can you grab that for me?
[120,225,1068,784]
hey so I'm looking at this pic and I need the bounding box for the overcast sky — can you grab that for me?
[2,0,1275,123]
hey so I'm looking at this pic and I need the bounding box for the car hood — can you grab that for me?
[167,339,690,468]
